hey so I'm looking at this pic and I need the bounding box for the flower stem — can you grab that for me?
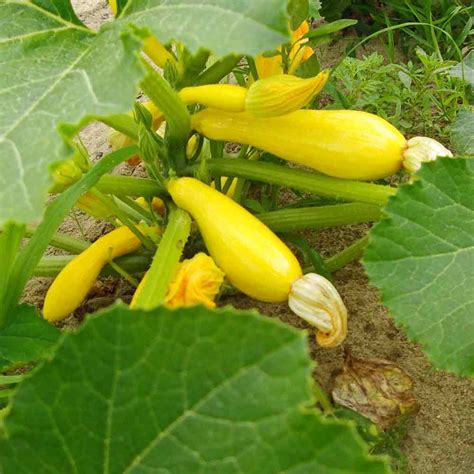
[34,254,151,278]
[194,54,242,85]
[0,374,24,385]
[132,204,191,310]
[96,175,164,198]
[325,235,370,273]
[187,160,395,205]
[257,203,381,232]
[25,226,90,254]
[313,380,333,414]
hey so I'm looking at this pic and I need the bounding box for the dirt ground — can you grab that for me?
[23,2,474,473]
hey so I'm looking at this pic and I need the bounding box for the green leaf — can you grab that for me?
[364,158,474,376]
[308,0,322,18]
[120,0,290,56]
[305,19,357,38]
[288,0,309,30]
[0,305,389,473]
[451,109,474,155]
[449,51,474,87]
[0,305,59,368]
[0,3,144,225]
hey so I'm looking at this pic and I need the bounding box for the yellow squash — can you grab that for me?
[167,177,302,302]
[43,226,150,322]
[192,108,407,180]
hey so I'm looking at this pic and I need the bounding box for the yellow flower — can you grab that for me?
[255,21,314,79]
[288,21,314,75]
[165,253,225,308]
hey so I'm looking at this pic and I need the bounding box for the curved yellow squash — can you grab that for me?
[43,226,144,322]
[168,178,302,302]
[192,109,407,180]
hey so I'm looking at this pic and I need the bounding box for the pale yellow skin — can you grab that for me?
[192,109,407,181]
[43,226,144,322]
[168,178,302,302]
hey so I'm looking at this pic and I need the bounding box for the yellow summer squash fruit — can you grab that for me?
[43,225,155,322]
[168,177,302,302]
[192,108,407,180]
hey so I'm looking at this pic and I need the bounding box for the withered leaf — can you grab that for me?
[332,351,418,429]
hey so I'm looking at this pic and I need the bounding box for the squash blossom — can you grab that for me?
[165,253,225,308]
[289,273,347,348]
[130,253,224,309]
[255,20,314,79]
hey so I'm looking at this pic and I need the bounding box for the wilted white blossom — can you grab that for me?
[403,136,453,173]
[288,273,348,348]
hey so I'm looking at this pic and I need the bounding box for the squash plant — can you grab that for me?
[0,0,472,472]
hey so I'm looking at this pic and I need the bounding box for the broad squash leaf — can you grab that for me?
[364,158,474,376]
[0,2,144,225]
[0,304,389,473]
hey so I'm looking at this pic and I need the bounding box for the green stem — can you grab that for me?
[257,203,381,232]
[140,62,191,173]
[25,226,89,254]
[194,55,242,85]
[34,254,151,278]
[313,381,333,414]
[132,204,191,310]
[0,223,26,326]
[114,196,152,224]
[93,192,155,251]
[0,375,24,385]
[0,389,14,399]
[325,235,369,273]
[96,175,164,198]
[106,253,139,287]
[187,160,395,206]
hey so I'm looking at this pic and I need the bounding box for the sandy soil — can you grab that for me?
[23,2,474,473]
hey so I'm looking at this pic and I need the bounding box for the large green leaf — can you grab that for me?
[120,0,290,55]
[0,2,144,225]
[0,305,388,473]
[364,158,474,376]
[451,109,474,155]
[0,305,59,369]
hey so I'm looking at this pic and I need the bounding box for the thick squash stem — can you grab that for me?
[288,273,348,348]
[403,137,453,173]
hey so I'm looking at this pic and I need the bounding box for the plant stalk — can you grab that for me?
[34,254,152,278]
[25,226,90,254]
[325,235,370,273]
[194,55,242,85]
[140,62,191,173]
[96,175,164,198]
[257,203,381,232]
[187,160,396,205]
[132,204,191,309]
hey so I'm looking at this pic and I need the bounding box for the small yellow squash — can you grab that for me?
[43,225,151,322]
[192,108,407,180]
[167,177,302,302]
